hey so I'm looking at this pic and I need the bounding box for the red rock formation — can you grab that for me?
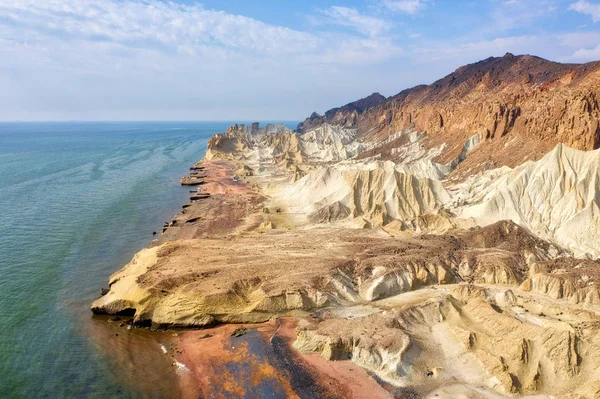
[301,54,600,174]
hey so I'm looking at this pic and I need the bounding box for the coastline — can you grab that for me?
[92,122,600,398]
[153,159,264,244]
[0,122,227,399]
[93,152,389,397]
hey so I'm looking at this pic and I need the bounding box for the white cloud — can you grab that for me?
[570,1,600,22]
[559,31,600,48]
[318,36,403,64]
[318,6,391,37]
[568,44,600,60]
[488,0,562,33]
[0,0,319,55]
[0,0,597,121]
[413,35,543,62]
[0,0,405,68]
[560,32,600,61]
[382,0,428,15]
[0,0,406,120]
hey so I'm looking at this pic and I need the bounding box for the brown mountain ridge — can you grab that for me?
[298,53,600,176]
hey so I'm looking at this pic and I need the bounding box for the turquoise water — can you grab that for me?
[0,122,295,398]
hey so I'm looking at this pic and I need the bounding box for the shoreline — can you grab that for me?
[153,159,263,244]
[93,154,389,397]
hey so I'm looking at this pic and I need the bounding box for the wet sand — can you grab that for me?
[276,318,394,399]
[87,314,181,398]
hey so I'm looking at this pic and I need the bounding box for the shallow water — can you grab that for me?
[0,121,295,398]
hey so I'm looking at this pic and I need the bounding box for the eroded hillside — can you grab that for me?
[94,55,600,398]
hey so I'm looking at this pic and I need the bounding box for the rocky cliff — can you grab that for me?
[300,53,600,175]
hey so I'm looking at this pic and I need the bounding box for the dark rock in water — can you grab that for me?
[152,231,157,235]
[108,316,122,322]
[100,288,110,296]
[190,194,210,201]
[181,178,206,186]
[231,327,251,337]
[115,308,136,317]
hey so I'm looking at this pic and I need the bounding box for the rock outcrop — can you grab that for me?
[205,122,292,161]
[451,144,600,258]
[294,281,600,398]
[274,162,450,226]
[92,222,561,327]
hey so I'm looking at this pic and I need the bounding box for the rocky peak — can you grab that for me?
[297,92,386,133]
[327,92,386,116]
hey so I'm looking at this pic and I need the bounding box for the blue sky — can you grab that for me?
[0,0,599,121]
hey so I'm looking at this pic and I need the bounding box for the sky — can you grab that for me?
[0,0,600,121]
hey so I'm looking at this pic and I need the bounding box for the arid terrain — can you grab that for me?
[93,54,600,398]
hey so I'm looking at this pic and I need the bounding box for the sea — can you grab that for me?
[0,121,296,398]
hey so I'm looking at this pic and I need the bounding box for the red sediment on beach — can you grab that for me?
[175,323,297,398]
[174,319,392,399]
